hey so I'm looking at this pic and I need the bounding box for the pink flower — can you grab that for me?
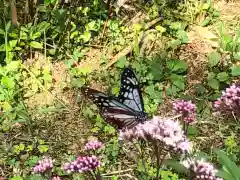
[214,84,240,117]
[183,159,223,180]
[32,157,53,173]
[52,176,61,180]
[84,140,104,151]
[62,155,100,174]
[119,116,192,153]
[172,100,197,123]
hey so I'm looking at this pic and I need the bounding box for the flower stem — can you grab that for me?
[155,145,162,179]
[135,141,148,180]
[140,141,148,180]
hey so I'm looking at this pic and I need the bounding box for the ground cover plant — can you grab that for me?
[0,0,240,179]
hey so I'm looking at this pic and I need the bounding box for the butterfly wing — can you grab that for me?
[118,67,145,113]
[82,87,141,129]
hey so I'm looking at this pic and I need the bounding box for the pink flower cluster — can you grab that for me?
[52,176,61,180]
[62,155,101,174]
[84,140,104,151]
[172,100,197,123]
[214,84,240,117]
[119,116,192,153]
[32,157,53,173]
[183,159,223,180]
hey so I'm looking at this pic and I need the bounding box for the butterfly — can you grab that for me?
[81,67,147,129]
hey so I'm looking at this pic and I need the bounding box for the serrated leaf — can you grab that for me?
[167,59,188,73]
[177,30,188,43]
[231,65,240,76]
[169,74,185,90]
[217,72,229,82]
[207,78,219,90]
[208,52,221,67]
[29,41,43,49]
[116,56,129,68]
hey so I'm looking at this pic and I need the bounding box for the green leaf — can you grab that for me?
[231,65,240,76]
[168,39,181,49]
[202,3,210,10]
[9,40,17,49]
[167,59,188,73]
[217,170,234,180]
[176,30,188,43]
[0,28,5,35]
[1,76,15,89]
[201,16,211,27]
[207,78,219,90]
[31,32,41,39]
[155,25,166,33]
[208,52,221,67]
[169,74,185,90]
[10,176,23,180]
[6,60,21,72]
[214,149,240,179]
[29,41,43,49]
[217,72,229,82]
[80,31,91,43]
[116,56,129,68]
[164,160,188,175]
[233,52,240,61]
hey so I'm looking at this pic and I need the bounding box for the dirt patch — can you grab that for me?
[215,0,240,31]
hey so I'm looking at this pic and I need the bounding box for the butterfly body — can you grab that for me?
[82,67,147,129]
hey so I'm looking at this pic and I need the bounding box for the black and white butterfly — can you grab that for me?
[82,67,147,129]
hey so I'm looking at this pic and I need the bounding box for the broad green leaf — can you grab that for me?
[167,59,188,73]
[169,74,185,90]
[164,160,188,175]
[217,170,234,180]
[9,40,17,48]
[0,28,5,35]
[155,25,166,33]
[36,21,51,32]
[176,30,188,43]
[217,72,229,82]
[10,176,23,180]
[116,56,129,68]
[31,32,41,39]
[208,52,221,67]
[207,78,219,90]
[233,52,240,61]
[1,76,15,89]
[231,65,240,76]
[29,41,43,49]
[169,39,181,49]
[6,60,21,72]
[202,3,210,10]
[214,149,240,179]
[80,31,91,43]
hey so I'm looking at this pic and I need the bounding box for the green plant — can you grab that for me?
[214,149,240,180]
